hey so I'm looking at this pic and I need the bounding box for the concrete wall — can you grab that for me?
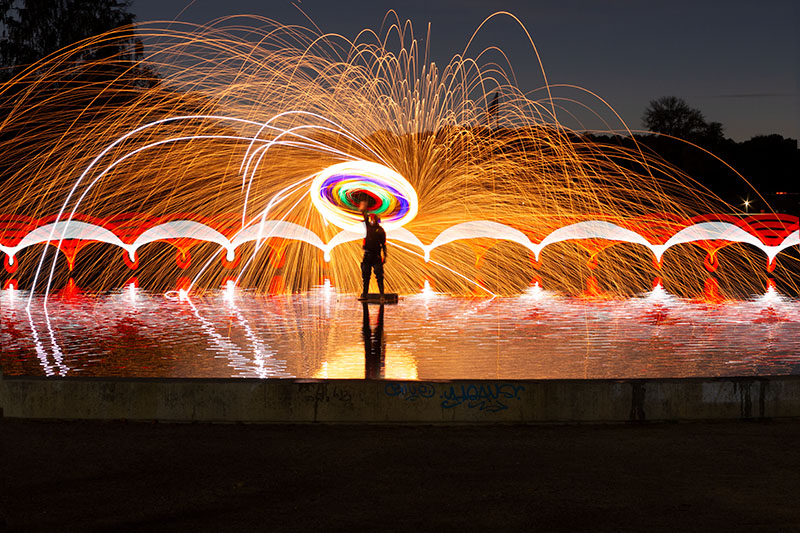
[2,372,800,423]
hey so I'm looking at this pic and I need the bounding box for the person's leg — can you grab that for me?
[361,259,371,297]
[374,260,384,296]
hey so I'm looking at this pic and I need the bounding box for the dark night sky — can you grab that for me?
[132,0,798,141]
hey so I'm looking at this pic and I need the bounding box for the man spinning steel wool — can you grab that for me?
[358,199,387,301]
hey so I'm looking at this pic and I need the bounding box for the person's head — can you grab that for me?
[368,213,380,226]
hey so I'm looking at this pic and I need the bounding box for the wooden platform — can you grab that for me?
[357,293,399,304]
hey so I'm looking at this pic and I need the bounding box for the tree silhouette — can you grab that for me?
[642,96,724,144]
[0,0,141,83]
[0,1,160,187]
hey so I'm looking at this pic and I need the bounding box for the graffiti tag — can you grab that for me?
[384,382,436,401]
[299,383,352,404]
[440,383,525,412]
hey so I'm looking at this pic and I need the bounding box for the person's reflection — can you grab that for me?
[362,302,385,379]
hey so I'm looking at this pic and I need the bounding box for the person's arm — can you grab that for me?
[359,200,368,224]
[381,234,387,263]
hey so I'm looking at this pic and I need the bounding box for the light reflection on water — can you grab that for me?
[1,285,799,380]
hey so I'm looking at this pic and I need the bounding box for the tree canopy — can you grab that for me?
[0,0,139,82]
[642,96,724,145]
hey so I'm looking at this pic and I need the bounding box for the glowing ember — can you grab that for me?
[0,14,795,298]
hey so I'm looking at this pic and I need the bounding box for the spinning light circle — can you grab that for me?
[310,161,419,231]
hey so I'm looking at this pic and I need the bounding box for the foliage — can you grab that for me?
[584,131,799,212]
[642,96,725,145]
[0,0,141,82]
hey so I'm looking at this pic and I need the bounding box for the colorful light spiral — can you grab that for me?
[310,161,419,231]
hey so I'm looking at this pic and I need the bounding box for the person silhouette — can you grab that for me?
[362,301,385,379]
[357,200,387,300]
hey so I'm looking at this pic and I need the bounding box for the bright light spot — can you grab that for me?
[422,279,434,297]
[758,284,783,306]
[322,277,332,299]
[224,280,235,301]
[525,282,545,299]
[127,283,136,301]
[646,283,669,302]
[178,289,189,300]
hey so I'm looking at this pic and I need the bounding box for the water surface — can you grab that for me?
[2,286,799,379]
